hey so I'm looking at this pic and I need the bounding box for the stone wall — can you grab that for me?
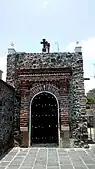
[0,79,14,156]
[6,52,87,147]
[68,56,86,131]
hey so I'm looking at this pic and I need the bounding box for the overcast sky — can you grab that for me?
[0,0,95,93]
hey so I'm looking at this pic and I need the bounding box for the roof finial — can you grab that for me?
[76,41,79,45]
[10,42,14,48]
[75,41,82,54]
[8,42,16,54]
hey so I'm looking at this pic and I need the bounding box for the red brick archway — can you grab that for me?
[29,84,60,146]
[20,80,70,147]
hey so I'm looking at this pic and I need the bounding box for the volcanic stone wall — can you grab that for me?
[0,79,14,156]
[68,55,86,133]
[6,52,86,143]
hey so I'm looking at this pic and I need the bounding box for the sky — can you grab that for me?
[0,0,95,93]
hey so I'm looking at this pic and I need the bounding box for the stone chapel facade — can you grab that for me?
[6,46,87,147]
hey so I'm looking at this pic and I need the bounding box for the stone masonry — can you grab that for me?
[0,79,14,156]
[6,52,87,147]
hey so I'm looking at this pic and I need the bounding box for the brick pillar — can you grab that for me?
[20,80,29,147]
[60,81,70,147]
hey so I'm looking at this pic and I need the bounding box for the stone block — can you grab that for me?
[20,131,29,147]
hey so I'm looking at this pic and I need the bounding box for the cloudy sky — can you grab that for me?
[0,0,95,93]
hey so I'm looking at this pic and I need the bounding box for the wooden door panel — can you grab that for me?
[31,92,58,144]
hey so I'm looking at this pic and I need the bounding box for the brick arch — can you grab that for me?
[29,83,61,146]
[29,83,60,103]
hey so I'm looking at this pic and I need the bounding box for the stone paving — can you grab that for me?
[0,146,95,169]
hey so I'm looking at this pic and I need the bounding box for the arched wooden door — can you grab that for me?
[31,92,58,145]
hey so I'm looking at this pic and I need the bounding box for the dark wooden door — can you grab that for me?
[31,92,58,144]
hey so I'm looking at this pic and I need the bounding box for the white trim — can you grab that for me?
[46,148,48,169]
[56,148,61,169]
[18,148,30,169]
[20,127,28,131]
[5,148,20,169]
[31,148,40,169]
[29,90,60,147]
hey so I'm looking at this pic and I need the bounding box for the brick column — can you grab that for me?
[20,80,29,147]
[59,80,70,147]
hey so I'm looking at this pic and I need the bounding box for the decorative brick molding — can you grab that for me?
[29,83,60,102]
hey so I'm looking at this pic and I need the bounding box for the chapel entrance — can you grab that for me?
[31,92,58,145]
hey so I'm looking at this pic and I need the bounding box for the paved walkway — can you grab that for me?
[0,146,95,169]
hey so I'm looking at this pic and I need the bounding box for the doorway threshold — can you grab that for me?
[31,143,58,147]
